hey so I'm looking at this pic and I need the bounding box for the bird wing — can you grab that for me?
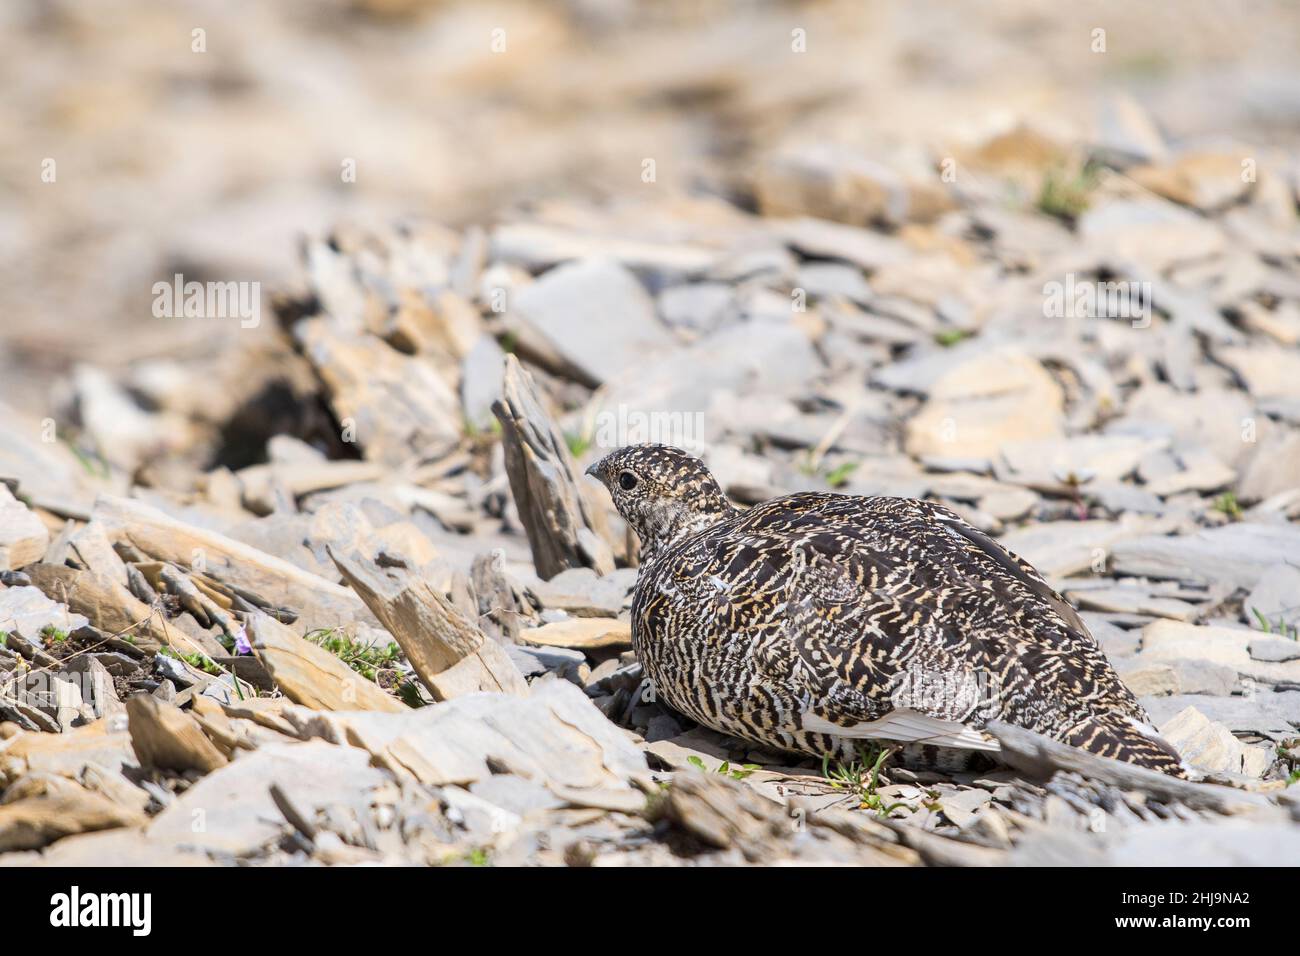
[713,493,1137,744]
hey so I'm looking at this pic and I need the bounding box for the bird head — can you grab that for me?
[585,444,734,561]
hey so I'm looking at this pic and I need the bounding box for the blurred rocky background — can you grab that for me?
[2,0,1300,866]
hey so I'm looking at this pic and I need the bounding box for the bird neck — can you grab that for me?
[636,495,735,563]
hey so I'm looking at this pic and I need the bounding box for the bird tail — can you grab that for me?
[1061,712,1188,777]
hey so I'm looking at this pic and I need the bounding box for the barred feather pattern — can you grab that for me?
[587,444,1186,777]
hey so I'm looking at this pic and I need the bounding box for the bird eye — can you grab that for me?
[618,470,638,491]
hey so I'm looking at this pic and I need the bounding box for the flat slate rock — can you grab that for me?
[1140,692,1300,734]
[1111,522,1300,589]
[510,257,672,388]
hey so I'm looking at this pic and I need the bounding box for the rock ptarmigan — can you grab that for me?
[586,443,1185,776]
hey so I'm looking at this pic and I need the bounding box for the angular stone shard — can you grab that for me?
[492,355,614,579]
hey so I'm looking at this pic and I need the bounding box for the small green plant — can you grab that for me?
[1037,162,1100,221]
[1251,607,1299,641]
[824,461,858,489]
[306,628,401,682]
[159,645,223,674]
[933,329,970,348]
[396,679,427,709]
[1212,492,1243,521]
[466,847,490,867]
[187,652,223,675]
[565,431,593,459]
[0,631,8,647]
[64,439,111,480]
[821,745,908,816]
[40,625,69,644]
[686,755,760,780]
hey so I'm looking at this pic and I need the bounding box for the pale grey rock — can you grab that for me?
[644,713,684,743]
[1079,200,1224,271]
[1141,692,1300,735]
[998,517,1152,578]
[1000,434,1164,484]
[1119,658,1239,697]
[770,217,909,272]
[1243,564,1300,633]
[510,257,672,387]
[0,586,89,644]
[460,334,507,431]
[152,653,197,688]
[1071,586,1199,622]
[266,434,327,466]
[1113,384,1254,467]
[795,262,873,304]
[595,319,819,432]
[1108,820,1300,867]
[505,643,587,684]
[1111,523,1300,589]
[1081,614,1141,659]
[468,775,564,816]
[489,223,716,284]
[1249,636,1300,663]
[657,282,734,334]
[146,741,389,857]
[1089,92,1166,167]
[528,566,636,618]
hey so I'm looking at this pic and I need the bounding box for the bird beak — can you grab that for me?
[584,462,601,481]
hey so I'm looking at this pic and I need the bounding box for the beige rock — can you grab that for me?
[1121,384,1255,467]
[235,460,384,514]
[1130,152,1251,212]
[247,612,406,713]
[1079,199,1224,270]
[905,350,1063,460]
[330,547,528,701]
[1139,620,1300,685]
[520,618,632,651]
[1217,345,1300,401]
[24,564,171,654]
[0,783,145,853]
[67,520,128,586]
[490,222,716,280]
[6,827,211,867]
[1114,660,1179,697]
[754,143,954,228]
[0,720,135,786]
[1157,706,1256,777]
[126,695,228,774]
[294,316,461,467]
[0,485,49,571]
[92,494,377,635]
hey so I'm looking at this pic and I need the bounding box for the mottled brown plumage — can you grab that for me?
[587,444,1185,776]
